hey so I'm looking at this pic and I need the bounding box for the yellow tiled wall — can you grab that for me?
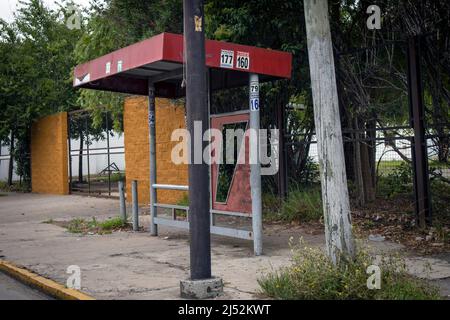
[123,96,188,205]
[31,112,69,195]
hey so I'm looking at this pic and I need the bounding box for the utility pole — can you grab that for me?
[180,0,223,299]
[303,0,355,264]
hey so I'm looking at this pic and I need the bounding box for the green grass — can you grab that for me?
[377,162,413,198]
[109,172,125,183]
[377,159,449,179]
[67,218,88,233]
[264,187,323,223]
[259,243,440,300]
[0,181,8,191]
[63,217,128,234]
[429,160,450,169]
[98,217,127,230]
[377,160,409,177]
[0,181,30,193]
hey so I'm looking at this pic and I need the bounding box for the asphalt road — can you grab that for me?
[0,272,52,300]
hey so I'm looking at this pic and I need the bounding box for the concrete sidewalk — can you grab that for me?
[0,192,449,299]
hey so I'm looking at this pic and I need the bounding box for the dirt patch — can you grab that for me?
[352,196,449,255]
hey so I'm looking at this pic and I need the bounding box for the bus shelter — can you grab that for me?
[74,32,292,254]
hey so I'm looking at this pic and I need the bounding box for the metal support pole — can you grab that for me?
[85,117,91,195]
[407,36,432,227]
[184,0,212,280]
[106,112,111,196]
[208,69,214,229]
[249,73,263,256]
[118,181,126,220]
[148,82,158,236]
[132,180,139,231]
[67,114,73,194]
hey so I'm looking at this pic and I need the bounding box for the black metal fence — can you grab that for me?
[282,35,449,227]
[68,110,125,197]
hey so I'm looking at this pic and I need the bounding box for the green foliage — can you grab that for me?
[0,180,30,193]
[98,217,127,231]
[430,180,450,225]
[259,243,440,300]
[109,172,125,183]
[377,162,413,198]
[0,0,83,182]
[205,1,314,193]
[280,188,322,223]
[74,0,183,130]
[67,218,88,234]
[65,216,128,234]
[264,187,322,223]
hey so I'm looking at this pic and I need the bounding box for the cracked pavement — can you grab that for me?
[0,192,449,299]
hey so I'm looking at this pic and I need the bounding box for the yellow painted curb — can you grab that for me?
[0,260,95,300]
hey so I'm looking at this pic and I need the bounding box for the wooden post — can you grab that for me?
[303,0,355,264]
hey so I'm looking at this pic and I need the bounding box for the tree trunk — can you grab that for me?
[8,130,15,186]
[353,118,365,206]
[361,141,376,203]
[366,117,377,188]
[304,0,355,264]
[354,118,376,206]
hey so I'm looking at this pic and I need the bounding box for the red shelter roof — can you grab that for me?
[73,33,292,98]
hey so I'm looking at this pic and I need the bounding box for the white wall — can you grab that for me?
[0,141,19,182]
[69,133,125,177]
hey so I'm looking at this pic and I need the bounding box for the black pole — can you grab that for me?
[86,116,91,195]
[407,36,432,227]
[184,0,211,280]
[106,112,111,196]
[8,129,15,186]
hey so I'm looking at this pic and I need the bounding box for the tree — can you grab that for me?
[74,0,183,129]
[205,0,313,192]
[304,0,355,264]
[0,0,83,185]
